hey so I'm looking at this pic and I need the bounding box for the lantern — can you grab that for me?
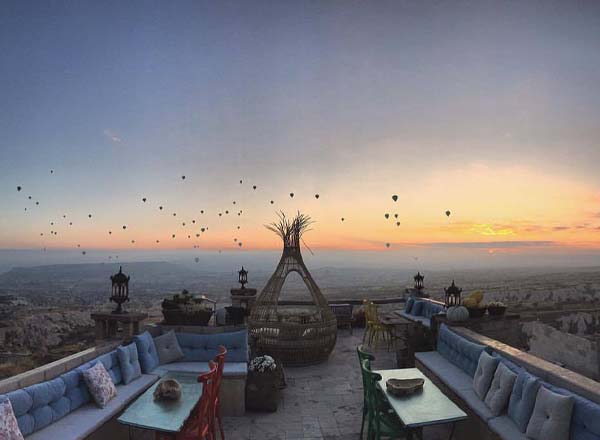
[414,272,424,291]
[444,280,462,308]
[238,266,248,289]
[110,266,130,314]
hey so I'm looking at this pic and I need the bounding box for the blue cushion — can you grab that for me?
[437,324,489,377]
[508,371,541,432]
[175,330,248,363]
[542,382,600,440]
[422,301,444,319]
[134,331,160,374]
[117,342,142,385]
[405,297,415,314]
[411,300,424,316]
[60,361,93,411]
[94,350,123,385]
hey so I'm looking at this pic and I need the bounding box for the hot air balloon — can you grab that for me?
[28,196,32,200]
[142,198,147,202]
[159,206,163,210]
[385,243,391,248]
[315,194,320,199]
[396,222,401,227]
[341,217,345,222]
[82,251,86,255]
[289,193,294,198]
[200,210,204,214]
[181,175,186,180]
[173,213,177,217]
[108,231,112,234]
[182,222,186,226]
[122,225,127,229]
[238,242,242,247]
[445,210,451,217]
[392,195,398,202]
[16,186,21,192]
[195,257,200,263]
[394,214,398,218]
[253,185,257,190]
[384,213,390,219]
[270,200,274,204]
[172,234,176,238]
[88,214,92,218]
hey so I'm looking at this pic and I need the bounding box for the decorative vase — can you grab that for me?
[245,369,280,412]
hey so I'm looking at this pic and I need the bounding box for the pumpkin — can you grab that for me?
[446,306,469,322]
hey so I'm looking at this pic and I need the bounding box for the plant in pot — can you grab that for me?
[462,290,487,318]
[161,290,215,325]
[487,301,507,317]
[245,355,281,412]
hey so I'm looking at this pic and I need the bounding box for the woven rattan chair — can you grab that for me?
[363,300,393,350]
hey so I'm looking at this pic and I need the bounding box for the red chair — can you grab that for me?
[177,361,218,440]
[212,346,227,440]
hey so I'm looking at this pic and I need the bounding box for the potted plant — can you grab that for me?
[161,290,215,325]
[245,355,280,412]
[462,290,487,318]
[487,301,507,317]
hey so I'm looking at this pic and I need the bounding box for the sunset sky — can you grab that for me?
[1,1,600,259]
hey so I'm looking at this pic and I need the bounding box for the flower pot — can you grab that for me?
[467,307,486,319]
[487,306,507,317]
[161,309,213,326]
[245,369,280,412]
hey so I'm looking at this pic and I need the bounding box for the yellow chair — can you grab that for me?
[362,300,394,350]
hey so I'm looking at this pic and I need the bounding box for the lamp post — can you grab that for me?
[110,266,130,314]
[414,272,424,291]
[444,280,462,307]
[238,266,248,289]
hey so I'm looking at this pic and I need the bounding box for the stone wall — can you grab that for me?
[522,320,600,380]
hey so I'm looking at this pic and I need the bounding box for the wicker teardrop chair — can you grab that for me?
[248,212,337,366]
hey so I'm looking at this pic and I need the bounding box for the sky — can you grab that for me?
[1,0,600,266]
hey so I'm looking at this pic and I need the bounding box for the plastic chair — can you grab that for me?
[363,301,393,350]
[357,345,375,439]
[361,359,406,440]
[177,361,218,440]
[212,346,227,440]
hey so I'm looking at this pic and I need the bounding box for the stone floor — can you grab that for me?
[222,329,451,440]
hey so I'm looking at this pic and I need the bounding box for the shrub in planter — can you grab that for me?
[245,355,280,412]
[161,290,214,325]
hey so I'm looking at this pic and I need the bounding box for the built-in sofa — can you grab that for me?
[397,296,445,328]
[415,324,600,440]
[0,329,248,439]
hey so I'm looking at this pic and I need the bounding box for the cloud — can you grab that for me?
[470,224,515,236]
[103,129,122,143]
[552,226,570,231]
[420,241,556,249]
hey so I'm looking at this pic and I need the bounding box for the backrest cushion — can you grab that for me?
[508,371,540,432]
[437,324,490,377]
[542,382,600,440]
[134,331,160,373]
[4,377,69,436]
[422,301,444,319]
[473,351,499,399]
[0,398,24,440]
[117,342,142,385]
[405,297,415,313]
[60,361,94,412]
[411,300,424,316]
[484,362,517,416]
[82,362,117,408]
[94,350,123,385]
[526,386,574,440]
[176,330,248,363]
[154,331,185,365]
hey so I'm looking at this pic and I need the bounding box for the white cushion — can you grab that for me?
[484,363,517,416]
[154,330,185,365]
[525,386,574,440]
[82,362,117,408]
[473,351,498,400]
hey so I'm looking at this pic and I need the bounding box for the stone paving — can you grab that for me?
[223,329,451,439]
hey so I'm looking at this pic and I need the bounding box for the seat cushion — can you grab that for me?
[94,350,123,385]
[154,331,185,365]
[507,371,540,432]
[484,362,517,416]
[117,342,142,385]
[437,324,489,377]
[175,330,248,363]
[0,398,25,440]
[454,388,495,421]
[473,351,498,400]
[26,374,158,440]
[415,351,473,392]
[152,361,247,378]
[526,386,574,440]
[488,415,528,440]
[134,331,160,374]
[82,363,117,408]
[397,311,430,327]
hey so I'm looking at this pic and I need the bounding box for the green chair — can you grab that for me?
[361,358,406,440]
[357,345,376,439]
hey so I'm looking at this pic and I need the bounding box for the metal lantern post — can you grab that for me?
[414,272,424,291]
[444,280,462,307]
[110,266,130,314]
[238,266,248,289]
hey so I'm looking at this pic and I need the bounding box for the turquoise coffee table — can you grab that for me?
[118,372,203,439]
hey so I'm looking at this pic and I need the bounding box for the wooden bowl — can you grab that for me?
[386,378,425,397]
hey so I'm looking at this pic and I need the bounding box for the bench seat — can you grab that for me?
[397,311,431,327]
[27,374,158,440]
[488,415,528,440]
[152,362,247,378]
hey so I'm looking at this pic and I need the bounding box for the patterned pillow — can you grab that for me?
[0,398,25,440]
[82,362,117,408]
